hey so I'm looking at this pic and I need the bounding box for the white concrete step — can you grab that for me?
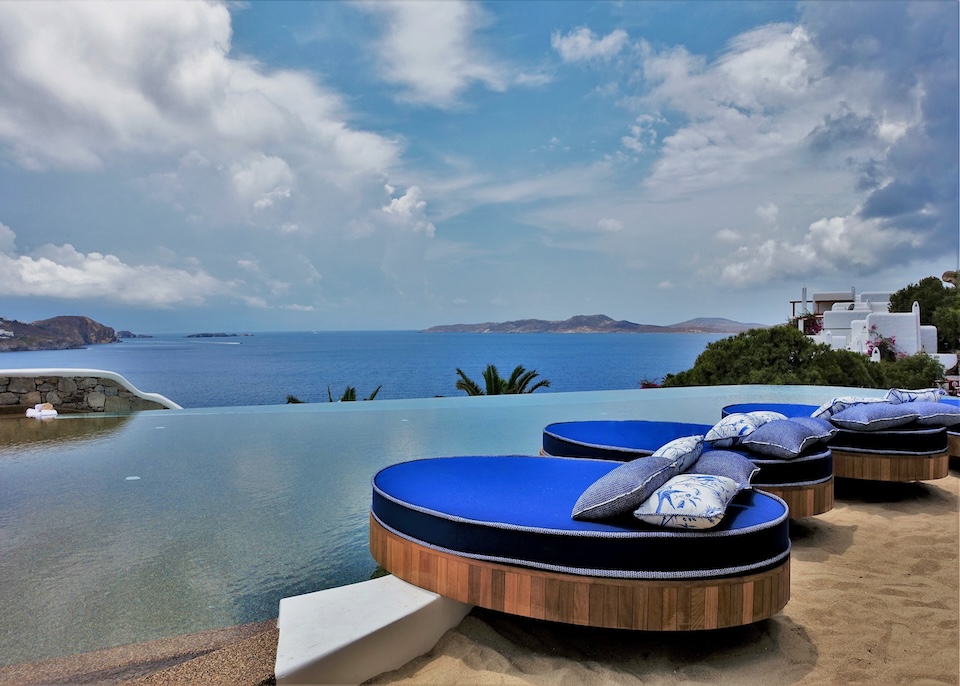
[275,575,472,685]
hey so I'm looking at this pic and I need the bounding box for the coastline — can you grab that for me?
[3,469,956,686]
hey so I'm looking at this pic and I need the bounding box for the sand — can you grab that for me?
[1,470,957,686]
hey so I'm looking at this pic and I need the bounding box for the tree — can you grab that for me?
[660,325,943,389]
[933,297,960,352]
[455,364,551,395]
[889,276,960,351]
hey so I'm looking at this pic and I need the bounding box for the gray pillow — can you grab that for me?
[786,416,839,442]
[829,403,920,432]
[693,450,760,488]
[908,401,960,427]
[740,419,827,459]
[571,456,685,521]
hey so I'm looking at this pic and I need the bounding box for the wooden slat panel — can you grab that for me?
[758,479,833,518]
[833,449,949,482]
[370,515,790,631]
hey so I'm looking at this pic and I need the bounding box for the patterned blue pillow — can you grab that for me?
[908,401,960,427]
[885,387,946,404]
[572,436,703,520]
[693,450,759,488]
[634,474,740,529]
[829,403,920,432]
[740,419,827,459]
[705,412,784,447]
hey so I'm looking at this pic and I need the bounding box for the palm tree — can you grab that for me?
[327,385,382,402]
[455,364,550,395]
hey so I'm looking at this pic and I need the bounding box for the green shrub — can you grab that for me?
[661,325,943,389]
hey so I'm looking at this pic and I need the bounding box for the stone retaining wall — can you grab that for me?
[0,375,171,413]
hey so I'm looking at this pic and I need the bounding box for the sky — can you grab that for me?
[0,0,957,333]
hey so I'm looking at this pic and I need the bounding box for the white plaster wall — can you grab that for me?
[865,312,922,355]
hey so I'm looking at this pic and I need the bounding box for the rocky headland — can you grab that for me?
[421,314,767,334]
[0,316,120,352]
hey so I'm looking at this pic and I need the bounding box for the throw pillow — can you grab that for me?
[811,396,886,419]
[908,400,960,427]
[829,402,920,432]
[740,419,827,459]
[693,450,759,488]
[633,474,740,530]
[885,388,947,404]
[705,414,760,448]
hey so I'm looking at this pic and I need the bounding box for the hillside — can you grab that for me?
[421,314,768,334]
[0,316,119,352]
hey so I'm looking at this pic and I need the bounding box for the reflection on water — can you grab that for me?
[0,415,132,451]
[0,385,872,666]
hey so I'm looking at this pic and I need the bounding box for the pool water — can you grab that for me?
[0,385,877,665]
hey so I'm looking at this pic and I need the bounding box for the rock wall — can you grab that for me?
[0,375,171,413]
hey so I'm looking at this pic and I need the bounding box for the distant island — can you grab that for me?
[0,315,120,352]
[421,314,769,334]
[117,330,153,339]
[185,333,253,338]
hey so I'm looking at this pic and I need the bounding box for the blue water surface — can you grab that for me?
[0,331,726,407]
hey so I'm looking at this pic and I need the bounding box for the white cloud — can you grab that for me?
[382,186,436,237]
[361,1,509,108]
[552,27,628,63]
[231,154,294,210]
[715,228,742,243]
[755,203,779,224]
[717,209,926,286]
[0,222,16,253]
[657,280,674,290]
[0,232,232,307]
[597,218,624,232]
[0,1,400,177]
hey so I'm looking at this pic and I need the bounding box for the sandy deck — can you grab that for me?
[1,469,957,686]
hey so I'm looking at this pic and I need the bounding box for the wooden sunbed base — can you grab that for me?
[948,433,959,459]
[832,449,949,482]
[370,515,790,631]
[756,478,833,519]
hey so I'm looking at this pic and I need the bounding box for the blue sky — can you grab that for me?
[0,1,956,333]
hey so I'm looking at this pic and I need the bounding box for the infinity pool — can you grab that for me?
[0,385,876,665]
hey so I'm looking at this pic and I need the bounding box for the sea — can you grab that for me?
[0,331,728,408]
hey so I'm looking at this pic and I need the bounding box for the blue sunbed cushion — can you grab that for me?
[908,400,960,427]
[829,402,920,431]
[694,450,759,488]
[634,474,741,529]
[572,436,703,520]
[372,456,791,579]
[885,387,946,404]
[705,412,784,448]
[740,419,831,459]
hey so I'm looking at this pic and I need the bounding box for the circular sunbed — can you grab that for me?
[542,420,833,518]
[941,398,960,459]
[722,402,950,482]
[371,455,790,631]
